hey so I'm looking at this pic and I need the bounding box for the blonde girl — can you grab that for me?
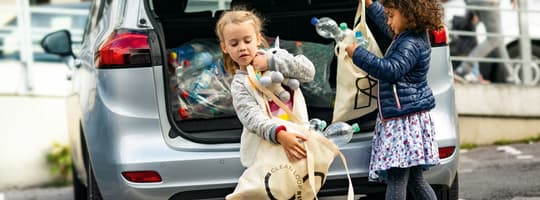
[215,7,315,167]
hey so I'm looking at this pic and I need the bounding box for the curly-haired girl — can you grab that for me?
[345,0,444,199]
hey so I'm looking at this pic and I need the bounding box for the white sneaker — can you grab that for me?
[464,73,479,83]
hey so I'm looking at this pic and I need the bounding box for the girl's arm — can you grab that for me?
[366,1,394,38]
[231,75,282,144]
[231,74,308,161]
[365,0,373,7]
[350,37,420,82]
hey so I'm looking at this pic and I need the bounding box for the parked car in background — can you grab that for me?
[40,0,459,199]
[0,2,88,62]
[444,0,540,84]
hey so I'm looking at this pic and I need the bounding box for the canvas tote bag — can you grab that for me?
[226,66,354,200]
[332,0,384,122]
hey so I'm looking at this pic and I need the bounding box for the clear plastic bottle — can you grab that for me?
[172,44,214,69]
[339,22,356,45]
[355,31,369,48]
[309,118,327,132]
[311,17,346,42]
[172,44,195,61]
[322,122,360,146]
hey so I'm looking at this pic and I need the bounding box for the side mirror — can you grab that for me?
[40,30,74,56]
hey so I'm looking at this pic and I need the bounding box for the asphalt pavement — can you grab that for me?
[2,142,540,200]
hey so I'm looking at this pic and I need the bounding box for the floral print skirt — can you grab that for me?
[368,111,440,182]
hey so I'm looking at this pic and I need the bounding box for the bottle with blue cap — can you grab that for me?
[355,31,369,48]
[311,17,346,42]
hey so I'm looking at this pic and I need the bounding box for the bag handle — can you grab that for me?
[335,0,367,57]
[246,65,302,124]
[248,66,354,199]
[354,0,366,31]
[315,136,355,200]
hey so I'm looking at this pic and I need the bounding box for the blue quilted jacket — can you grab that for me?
[351,2,435,120]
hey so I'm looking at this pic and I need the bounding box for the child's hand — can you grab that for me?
[276,130,308,162]
[345,43,359,58]
[365,0,373,7]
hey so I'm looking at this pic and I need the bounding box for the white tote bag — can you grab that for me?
[226,66,354,200]
[332,0,383,123]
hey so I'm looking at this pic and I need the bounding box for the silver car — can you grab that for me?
[40,0,459,199]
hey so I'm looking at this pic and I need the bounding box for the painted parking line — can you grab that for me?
[0,192,4,200]
[497,145,535,160]
[517,155,534,159]
[497,146,522,155]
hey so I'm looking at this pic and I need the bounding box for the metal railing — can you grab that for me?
[0,1,88,93]
[444,1,540,85]
[0,3,87,58]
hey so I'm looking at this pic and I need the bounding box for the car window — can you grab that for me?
[83,0,108,43]
[184,0,230,14]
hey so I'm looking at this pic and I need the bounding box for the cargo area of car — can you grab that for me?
[151,0,386,143]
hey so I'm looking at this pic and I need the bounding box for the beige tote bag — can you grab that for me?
[332,0,383,123]
[226,66,354,200]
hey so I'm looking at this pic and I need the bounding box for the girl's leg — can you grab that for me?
[407,166,437,200]
[385,167,409,200]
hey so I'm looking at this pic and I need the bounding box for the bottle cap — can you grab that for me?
[355,31,363,38]
[169,52,177,59]
[319,120,327,130]
[310,17,319,26]
[351,123,360,133]
[339,22,348,31]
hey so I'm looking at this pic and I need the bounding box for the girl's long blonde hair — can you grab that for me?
[215,7,269,74]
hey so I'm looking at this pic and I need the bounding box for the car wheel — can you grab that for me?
[433,173,459,200]
[72,164,87,200]
[506,42,540,84]
[87,161,103,200]
[448,174,459,200]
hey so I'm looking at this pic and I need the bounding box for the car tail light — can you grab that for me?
[121,171,162,183]
[439,146,456,159]
[96,30,151,68]
[430,27,447,47]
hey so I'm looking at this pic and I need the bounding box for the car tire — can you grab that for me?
[448,173,459,200]
[72,164,87,200]
[87,161,103,200]
[506,41,540,84]
[433,173,459,200]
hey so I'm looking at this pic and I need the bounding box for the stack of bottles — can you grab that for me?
[311,17,369,48]
[167,39,235,120]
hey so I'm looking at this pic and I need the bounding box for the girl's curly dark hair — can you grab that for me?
[381,0,444,32]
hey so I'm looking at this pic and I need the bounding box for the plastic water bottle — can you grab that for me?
[355,31,369,48]
[311,17,346,42]
[172,44,213,69]
[339,22,356,45]
[191,51,213,68]
[172,44,195,61]
[322,122,360,146]
[309,118,327,132]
